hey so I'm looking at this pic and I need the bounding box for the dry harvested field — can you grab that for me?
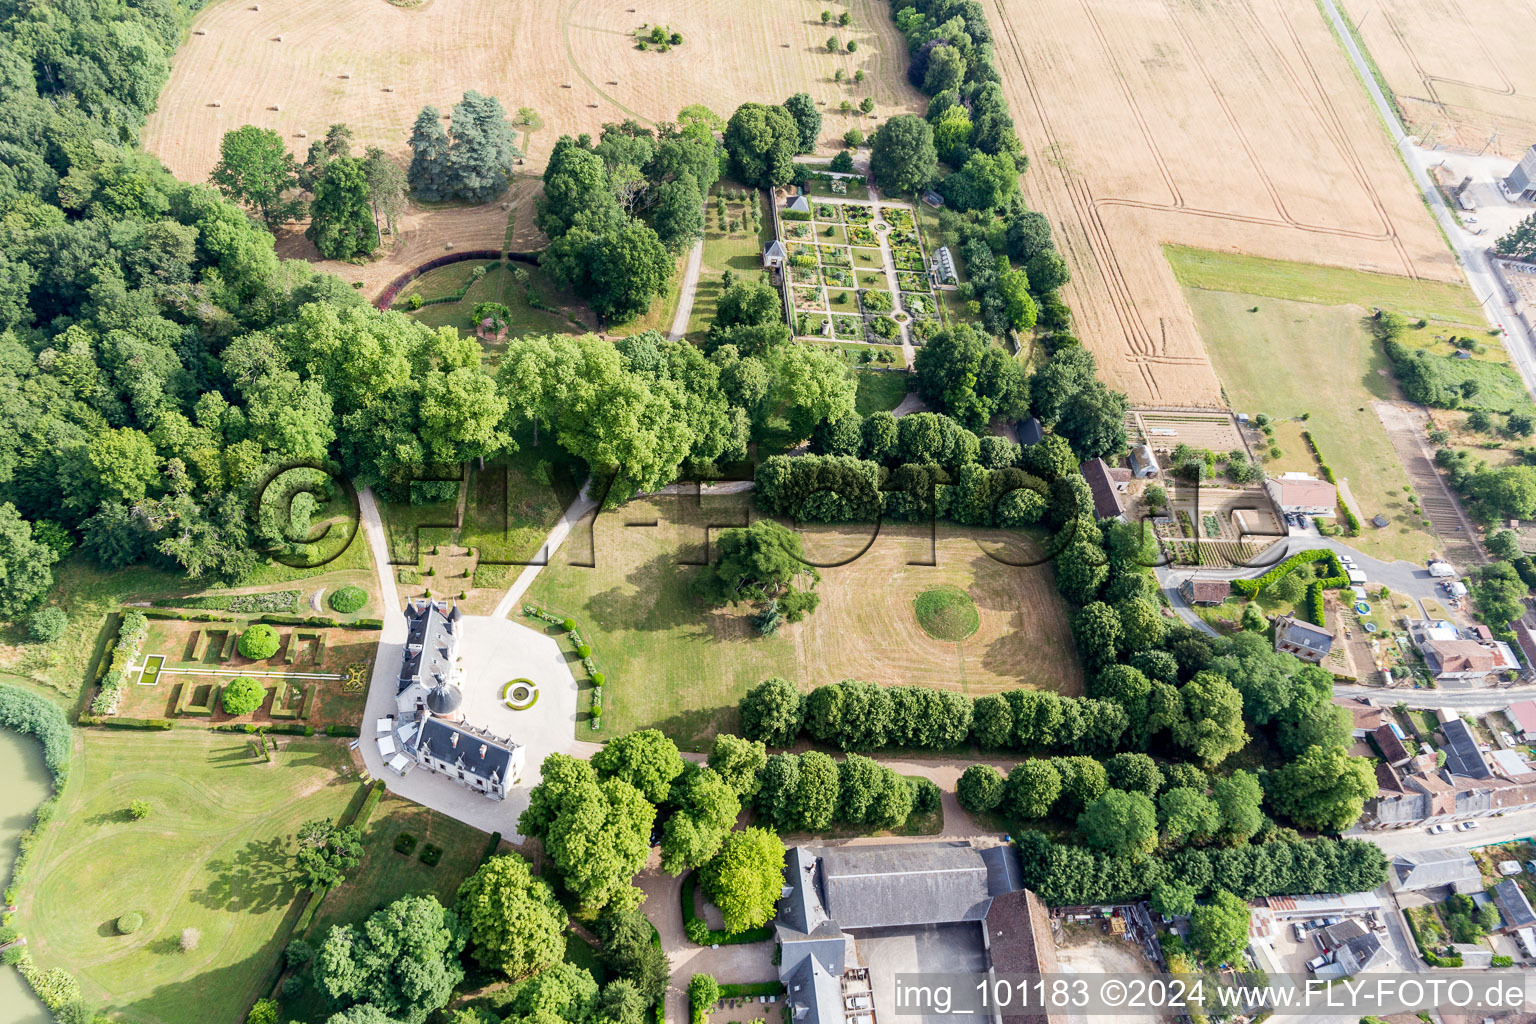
[142,0,924,293]
[1339,0,1536,157]
[986,0,1463,407]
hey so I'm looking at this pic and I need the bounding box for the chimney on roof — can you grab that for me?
[479,744,487,758]
[451,732,459,747]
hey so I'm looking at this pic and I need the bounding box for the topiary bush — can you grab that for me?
[237,623,281,660]
[221,676,266,716]
[328,586,368,614]
[27,606,69,643]
[116,912,143,935]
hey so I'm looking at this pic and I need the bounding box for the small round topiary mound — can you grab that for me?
[117,912,143,935]
[222,675,267,716]
[913,586,980,642]
[328,585,368,614]
[238,623,281,660]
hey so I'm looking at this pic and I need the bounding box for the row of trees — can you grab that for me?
[756,750,936,832]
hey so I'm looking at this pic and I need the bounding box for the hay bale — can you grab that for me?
[209,100,222,107]
[296,130,307,138]
[193,28,206,35]
[269,104,280,111]
[383,85,394,92]
[339,73,350,79]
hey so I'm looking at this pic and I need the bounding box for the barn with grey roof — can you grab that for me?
[776,842,1061,1024]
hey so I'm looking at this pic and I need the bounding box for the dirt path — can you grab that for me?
[668,238,705,341]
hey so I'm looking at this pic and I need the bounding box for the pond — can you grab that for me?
[0,728,51,1024]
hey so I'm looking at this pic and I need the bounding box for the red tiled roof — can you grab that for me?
[1507,700,1536,734]
[1373,724,1410,764]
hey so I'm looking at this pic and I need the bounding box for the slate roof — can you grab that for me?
[426,683,463,716]
[783,949,842,1024]
[764,240,787,263]
[1317,919,1367,950]
[1335,931,1391,973]
[414,717,514,784]
[1390,849,1482,893]
[786,195,811,214]
[1440,718,1492,779]
[1018,417,1043,446]
[817,842,996,929]
[400,597,461,694]
[1492,878,1536,931]
[1275,615,1334,655]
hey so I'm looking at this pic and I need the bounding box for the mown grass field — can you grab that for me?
[524,496,1080,748]
[1187,288,1436,563]
[14,731,363,1024]
[404,261,593,356]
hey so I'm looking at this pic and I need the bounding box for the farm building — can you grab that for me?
[1180,578,1231,605]
[1502,145,1536,203]
[775,842,1056,1024]
[763,239,786,270]
[1266,473,1336,516]
[1273,614,1334,663]
[1080,458,1130,520]
[785,194,811,216]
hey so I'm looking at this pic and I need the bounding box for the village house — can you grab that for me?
[1335,696,1388,737]
[1266,472,1336,517]
[1405,619,1519,683]
[1273,614,1334,663]
[1180,578,1232,605]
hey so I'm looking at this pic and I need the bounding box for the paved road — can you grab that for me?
[667,238,704,341]
[1317,0,1536,402]
[1358,806,1536,855]
[1331,682,1536,707]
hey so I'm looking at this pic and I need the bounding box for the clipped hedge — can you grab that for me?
[142,609,237,622]
[680,872,774,946]
[327,724,361,737]
[1304,581,1326,626]
[354,780,387,829]
[479,831,504,864]
[718,983,787,999]
[1301,431,1336,484]
[1232,549,1345,597]
[153,591,299,614]
[93,610,149,715]
[77,715,174,730]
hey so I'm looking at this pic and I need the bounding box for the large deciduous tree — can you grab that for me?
[455,853,567,979]
[1077,789,1157,858]
[1172,672,1248,768]
[723,103,800,188]
[592,728,686,805]
[1263,746,1376,833]
[698,520,821,628]
[869,115,938,194]
[738,677,805,747]
[293,818,363,892]
[313,895,465,1024]
[1189,890,1249,968]
[660,765,740,874]
[305,156,378,260]
[518,754,655,913]
[210,125,304,227]
[699,826,786,934]
[782,93,821,152]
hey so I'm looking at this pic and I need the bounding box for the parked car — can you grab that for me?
[1292,923,1307,942]
[1428,823,1451,835]
[1306,954,1332,972]
[1298,515,1310,529]
[1455,820,1479,832]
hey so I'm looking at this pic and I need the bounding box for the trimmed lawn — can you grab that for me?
[14,731,362,1024]
[1186,287,1440,563]
[854,369,910,415]
[524,497,1080,748]
[1165,245,1489,326]
[407,262,592,358]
